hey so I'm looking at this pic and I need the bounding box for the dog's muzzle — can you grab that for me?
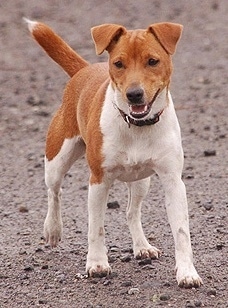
[126,88,160,120]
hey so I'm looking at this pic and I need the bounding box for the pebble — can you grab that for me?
[159,293,170,301]
[56,273,66,283]
[120,254,131,262]
[41,264,49,270]
[141,264,155,270]
[186,300,202,307]
[19,205,29,213]
[107,201,120,209]
[35,247,44,253]
[203,201,213,210]
[216,243,224,250]
[121,281,132,287]
[186,300,195,307]
[128,287,140,295]
[108,255,117,263]
[204,150,216,157]
[35,110,50,117]
[194,300,202,307]
[26,95,44,106]
[75,273,88,279]
[103,279,111,286]
[110,246,119,252]
[138,258,151,266]
[207,288,216,296]
[19,249,27,255]
[24,265,34,271]
[38,299,47,304]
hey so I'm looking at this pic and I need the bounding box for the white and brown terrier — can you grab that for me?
[25,18,202,287]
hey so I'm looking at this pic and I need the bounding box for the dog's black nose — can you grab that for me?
[126,87,144,104]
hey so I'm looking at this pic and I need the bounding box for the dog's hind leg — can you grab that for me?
[126,178,161,259]
[44,135,86,247]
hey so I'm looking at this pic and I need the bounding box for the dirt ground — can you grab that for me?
[0,0,227,307]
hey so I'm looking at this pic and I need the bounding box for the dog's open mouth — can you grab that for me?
[128,89,160,119]
[129,104,151,119]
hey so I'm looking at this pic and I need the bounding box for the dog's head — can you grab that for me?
[91,22,182,119]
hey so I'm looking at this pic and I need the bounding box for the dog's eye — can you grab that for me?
[114,60,124,69]
[148,58,159,66]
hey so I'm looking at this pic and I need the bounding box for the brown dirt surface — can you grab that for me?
[1,1,227,307]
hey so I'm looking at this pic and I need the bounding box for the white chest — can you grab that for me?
[100,84,182,183]
[103,142,155,182]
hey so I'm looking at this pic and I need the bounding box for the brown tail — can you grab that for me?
[24,18,88,77]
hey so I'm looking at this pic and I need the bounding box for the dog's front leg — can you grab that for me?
[126,178,161,259]
[86,180,111,277]
[158,171,203,288]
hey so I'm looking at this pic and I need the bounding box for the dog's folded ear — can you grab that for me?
[148,23,183,55]
[91,24,127,55]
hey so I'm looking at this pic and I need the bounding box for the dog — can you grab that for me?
[25,18,202,288]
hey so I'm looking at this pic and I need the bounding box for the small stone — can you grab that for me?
[107,201,120,209]
[19,249,27,255]
[138,258,151,266]
[110,246,119,252]
[204,150,216,157]
[56,274,66,283]
[121,281,132,287]
[24,265,34,271]
[120,254,131,262]
[194,300,202,307]
[186,300,195,307]
[36,110,50,117]
[19,206,29,213]
[207,288,216,296]
[109,272,118,278]
[121,247,133,253]
[151,294,159,302]
[108,255,117,263]
[103,279,111,286]
[38,299,47,304]
[26,95,44,106]
[141,264,155,270]
[216,243,224,250]
[159,293,170,301]
[128,287,140,295]
[35,247,44,253]
[75,273,88,279]
[203,202,213,210]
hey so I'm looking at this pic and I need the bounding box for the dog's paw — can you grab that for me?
[134,245,161,260]
[86,260,111,278]
[87,264,111,278]
[43,217,63,248]
[176,265,203,288]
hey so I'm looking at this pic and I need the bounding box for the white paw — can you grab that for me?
[134,245,161,259]
[86,254,111,277]
[43,216,63,248]
[176,264,203,288]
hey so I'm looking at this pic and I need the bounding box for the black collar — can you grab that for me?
[117,107,164,127]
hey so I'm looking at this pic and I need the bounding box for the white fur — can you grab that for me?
[44,137,85,247]
[86,182,111,276]
[23,18,38,33]
[86,84,202,287]
[44,84,202,287]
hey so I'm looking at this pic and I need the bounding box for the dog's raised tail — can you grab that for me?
[24,18,88,77]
